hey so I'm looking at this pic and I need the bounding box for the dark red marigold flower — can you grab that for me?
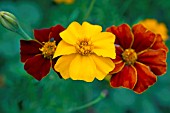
[106,24,168,94]
[20,25,65,80]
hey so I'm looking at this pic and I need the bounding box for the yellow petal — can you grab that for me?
[91,54,115,80]
[60,21,84,45]
[54,54,76,79]
[69,54,96,82]
[92,32,116,59]
[82,22,102,38]
[53,40,76,58]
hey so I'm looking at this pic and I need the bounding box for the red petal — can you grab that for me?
[24,55,51,81]
[110,65,137,89]
[20,40,42,62]
[106,24,134,49]
[132,24,156,53]
[34,28,51,43]
[133,62,157,94]
[151,34,168,52]
[49,25,65,43]
[110,61,125,74]
[138,49,167,75]
[111,45,124,63]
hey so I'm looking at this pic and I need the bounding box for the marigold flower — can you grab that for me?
[53,21,116,82]
[140,19,168,41]
[20,25,65,80]
[53,0,74,4]
[106,24,168,94]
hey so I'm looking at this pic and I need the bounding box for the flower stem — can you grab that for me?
[83,0,96,20]
[17,25,32,40]
[68,90,108,112]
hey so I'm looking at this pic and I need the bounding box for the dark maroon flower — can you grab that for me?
[20,25,65,80]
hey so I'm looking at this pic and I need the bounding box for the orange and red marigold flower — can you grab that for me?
[140,19,168,41]
[20,25,65,80]
[107,24,168,94]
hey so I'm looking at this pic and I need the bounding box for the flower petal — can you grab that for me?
[20,40,42,62]
[54,54,76,79]
[24,55,51,81]
[110,65,137,89]
[52,58,62,78]
[109,61,125,74]
[53,40,76,58]
[132,24,156,52]
[140,19,168,41]
[69,54,96,82]
[151,34,168,52]
[133,62,157,94]
[93,32,116,59]
[138,49,167,75]
[91,54,115,80]
[59,21,83,45]
[49,24,65,43]
[106,24,134,49]
[82,21,102,38]
[111,45,124,63]
[34,28,51,43]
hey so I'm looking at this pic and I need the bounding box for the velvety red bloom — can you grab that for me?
[20,25,65,80]
[106,24,168,94]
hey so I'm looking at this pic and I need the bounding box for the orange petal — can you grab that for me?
[69,54,96,82]
[138,49,167,75]
[110,65,137,89]
[59,22,83,45]
[54,54,76,79]
[92,32,116,59]
[111,45,124,63]
[106,24,134,49]
[53,40,77,58]
[109,61,125,74]
[151,34,168,52]
[82,21,102,38]
[132,24,156,53]
[133,62,157,94]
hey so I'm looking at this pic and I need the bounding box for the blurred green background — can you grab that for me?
[0,0,170,113]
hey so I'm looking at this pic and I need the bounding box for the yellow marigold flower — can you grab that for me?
[140,19,168,41]
[53,21,116,82]
[53,0,74,4]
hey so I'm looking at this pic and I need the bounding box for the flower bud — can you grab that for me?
[0,11,20,32]
[100,89,109,98]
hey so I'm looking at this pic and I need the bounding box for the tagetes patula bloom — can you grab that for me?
[20,25,65,80]
[140,19,168,41]
[53,0,74,4]
[53,21,116,82]
[107,24,168,94]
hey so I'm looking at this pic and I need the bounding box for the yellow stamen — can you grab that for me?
[40,40,57,59]
[122,49,137,65]
[75,38,93,56]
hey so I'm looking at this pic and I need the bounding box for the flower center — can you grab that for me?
[122,49,137,65]
[75,39,93,56]
[39,39,57,59]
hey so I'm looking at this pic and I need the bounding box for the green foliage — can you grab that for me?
[0,0,170,113]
